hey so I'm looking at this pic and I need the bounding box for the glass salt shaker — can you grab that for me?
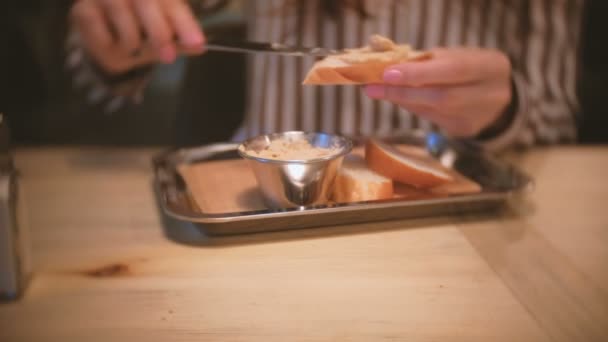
[0,113,30,301]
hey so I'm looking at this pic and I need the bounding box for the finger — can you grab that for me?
[392,103,477,137]
[129,44,161,64]
[71,0,131,72]
[99,0,141,54]
[382,49,510,87]
[71,0,113,48]
[163,0,205,49]
[366,83,506,118]
[177,45,206,55]
[365,82,511,138]
[364,85,445,110]
[132,0,176,63]
[364,84,482,136]
[392,103,459,135]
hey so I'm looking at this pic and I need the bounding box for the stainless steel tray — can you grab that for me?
[153,132,533,235]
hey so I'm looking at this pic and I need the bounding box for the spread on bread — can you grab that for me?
[338,35,411,64]
[303,34,431,85]
[368,35,397,51]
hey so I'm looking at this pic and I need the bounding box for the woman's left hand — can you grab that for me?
[363,48,512,137]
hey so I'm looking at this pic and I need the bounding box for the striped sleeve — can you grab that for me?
[238,0,583,149]
[481,0,583,151]
[65,29,152,113]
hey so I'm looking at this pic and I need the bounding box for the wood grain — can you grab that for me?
[458,147,608,342]
[1,146,606,341]
[0,147,545,341]
[178,159,266,213]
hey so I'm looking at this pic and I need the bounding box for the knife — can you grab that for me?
[203,39,342,57]
[135,35,342,58]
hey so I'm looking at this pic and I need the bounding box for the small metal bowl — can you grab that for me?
[238,131,353,209]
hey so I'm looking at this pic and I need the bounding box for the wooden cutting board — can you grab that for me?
[178,159,267,214]
[178,145,482,214]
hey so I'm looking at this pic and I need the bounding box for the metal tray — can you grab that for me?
[153,132,533,235]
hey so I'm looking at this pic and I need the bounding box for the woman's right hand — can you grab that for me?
[70,0,206,75]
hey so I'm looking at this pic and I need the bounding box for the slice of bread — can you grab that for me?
[332,155,394,203]
[391,144,481,194]
[393,183,448,200]
[303,35,431,85]
[365,139,453,188]
[429,169,482,195]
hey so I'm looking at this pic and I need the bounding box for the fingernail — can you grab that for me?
[363,85,385,99]
[159,45,176,63]
[383,69,403,84]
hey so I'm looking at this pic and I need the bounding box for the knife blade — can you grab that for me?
[204,39,342,57]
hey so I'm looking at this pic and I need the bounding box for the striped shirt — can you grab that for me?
[68,0,585,150]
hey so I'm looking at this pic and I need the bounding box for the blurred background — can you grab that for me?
[1,0,246,147]
[0,0,606,147]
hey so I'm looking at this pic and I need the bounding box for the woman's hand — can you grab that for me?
[70,0,205,74]
[364,48,513,138]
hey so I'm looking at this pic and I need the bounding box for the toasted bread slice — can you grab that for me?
[303,35,431,85]
[332,155,394,203]
[393,183,448,200]
[365,139,453,188]
[391,145,481,194]
[429,169,482,195]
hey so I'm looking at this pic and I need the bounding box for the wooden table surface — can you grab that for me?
[1,146,607,342]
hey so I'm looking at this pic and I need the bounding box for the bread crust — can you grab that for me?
[303,51,431,85]
[365,139,453,188]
